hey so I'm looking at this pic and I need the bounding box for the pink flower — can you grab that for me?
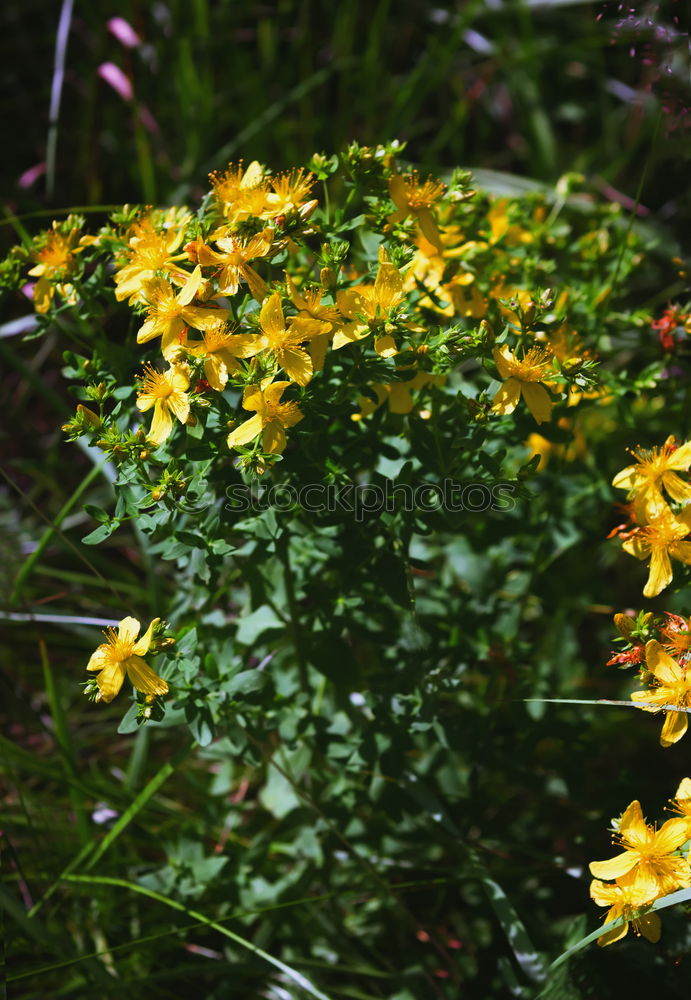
[107,17,141,49]
[18,163,46,189]
[98,62,133,102]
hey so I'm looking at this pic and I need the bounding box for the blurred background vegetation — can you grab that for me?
[1,0,689,214]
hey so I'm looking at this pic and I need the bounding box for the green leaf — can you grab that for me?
[81,522,117,545]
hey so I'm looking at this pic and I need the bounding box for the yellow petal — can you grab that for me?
[624,866,666,900]
[241,385,264,412]
[667,441,691,470]
[491,377,521,415]
[309,332,331,372]
[241,160,264,188]
[631,688,670,711]
[611,466,637,490]
[279,347,312,386]
[136,393,156,413]
[639,912,661,943]
[227,413,264,449]
[177,265,202,307]
[374,262,403,312]
[645,641,681,684]
[183,307,229,332]
[662,472,691,503]
[670,541,691,565]
[137,317,162,344]
[417,208,443,252]
[619,800,648,847]
[388,383,414,414]
[204,355,227,391]
[259,292,285,337]
[167,391,190,425]
[493,344,515,379]
[227,334,260,359]
[661,710,688,747]
[622,536,649,560]
[589,852,637,881]
[262,381,291,408]
[263,420,287,454]
[374,334,398,357]
[118,617,141,646]
[94,660,127,703]
[653,816,690,853]
[388,173,408,212]
[242,264,268,303]
[148,401,173,445]
[590,880,620,907]
[86,645,110,672]
[521,382,552,425]
[675,776,691,803]
[597,917,629,947]
[132,618,160,656]
[644,547,673,598]
[289,316,330,340]
[332,322,367,350]
[124,656,169,696]
[32,276,53,314]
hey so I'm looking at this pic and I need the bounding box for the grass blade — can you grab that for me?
[62,873,335,1000]
[28,738,195,918]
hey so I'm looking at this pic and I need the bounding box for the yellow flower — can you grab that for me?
[286,274,341,371]
[209,160,268,222]
[631,640,691,746]
[137,268,228,356]
[184,324,255,391]
[114,209,190,303]
[187,228,273,301]
[621,506,691,598]
[28,222,81,313]
[388,172,446,251]
[136,364,191,445]
[589,879,661,947]
[87,616,167,703]
[227,380,303,454]
[239,292,328,386]
[262,169,316,218]
[333,249,405,351]
[491,344,554,424]
[589,799,691,898]
[612,436,691,519]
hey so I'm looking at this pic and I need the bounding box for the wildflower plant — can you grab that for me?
[5,142,691,994]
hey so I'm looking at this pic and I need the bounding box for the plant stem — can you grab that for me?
[276,528,309,693]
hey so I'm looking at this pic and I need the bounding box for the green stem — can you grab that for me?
[276,528,309,693]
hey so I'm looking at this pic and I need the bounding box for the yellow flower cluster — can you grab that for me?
[612,436,691,597]
[589,785,691,946]
[108,163,465,453]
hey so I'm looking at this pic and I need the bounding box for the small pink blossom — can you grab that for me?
[18,163,46,189]
[107,17,141,49]
[98,62,133,102]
